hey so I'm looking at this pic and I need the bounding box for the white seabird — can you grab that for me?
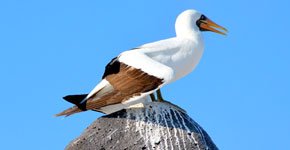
[56,9,227,116]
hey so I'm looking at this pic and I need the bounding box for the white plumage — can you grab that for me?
[56,9,227,116]
[89,10,206,114]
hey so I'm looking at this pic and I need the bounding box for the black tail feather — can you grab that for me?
[63,94,88,110]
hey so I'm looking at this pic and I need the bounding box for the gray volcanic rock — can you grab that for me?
[66,102,218,150]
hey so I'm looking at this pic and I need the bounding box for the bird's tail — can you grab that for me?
[55,106,83,117]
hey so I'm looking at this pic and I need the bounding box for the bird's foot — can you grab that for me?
[157,98,166,102]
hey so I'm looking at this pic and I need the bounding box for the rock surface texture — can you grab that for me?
[66,102,218,150]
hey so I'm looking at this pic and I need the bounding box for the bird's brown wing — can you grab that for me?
[85,62,163,110]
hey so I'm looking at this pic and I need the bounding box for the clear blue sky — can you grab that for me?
[1,0,289,149]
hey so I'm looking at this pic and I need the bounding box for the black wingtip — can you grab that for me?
[63,94,88,105]
[63,94,88,111]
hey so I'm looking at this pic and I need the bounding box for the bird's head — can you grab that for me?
[175,9,228,37]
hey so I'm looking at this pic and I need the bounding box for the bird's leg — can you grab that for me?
[157,89,165,102]
[150,93,156,102]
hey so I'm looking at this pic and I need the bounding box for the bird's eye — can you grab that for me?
[200,15,206,20]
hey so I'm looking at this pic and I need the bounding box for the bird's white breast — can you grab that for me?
[146,38,204,82]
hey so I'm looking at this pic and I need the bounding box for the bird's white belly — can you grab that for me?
[151,48,204,82]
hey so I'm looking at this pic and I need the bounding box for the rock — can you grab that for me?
[66,102,218,150]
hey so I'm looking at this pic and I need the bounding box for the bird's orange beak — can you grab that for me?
[200,18,228,35]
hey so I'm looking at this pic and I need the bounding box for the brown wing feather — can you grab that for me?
[85,63,163,110]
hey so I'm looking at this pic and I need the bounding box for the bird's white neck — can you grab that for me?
[175,29,203,45]
[175,24,203,50]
